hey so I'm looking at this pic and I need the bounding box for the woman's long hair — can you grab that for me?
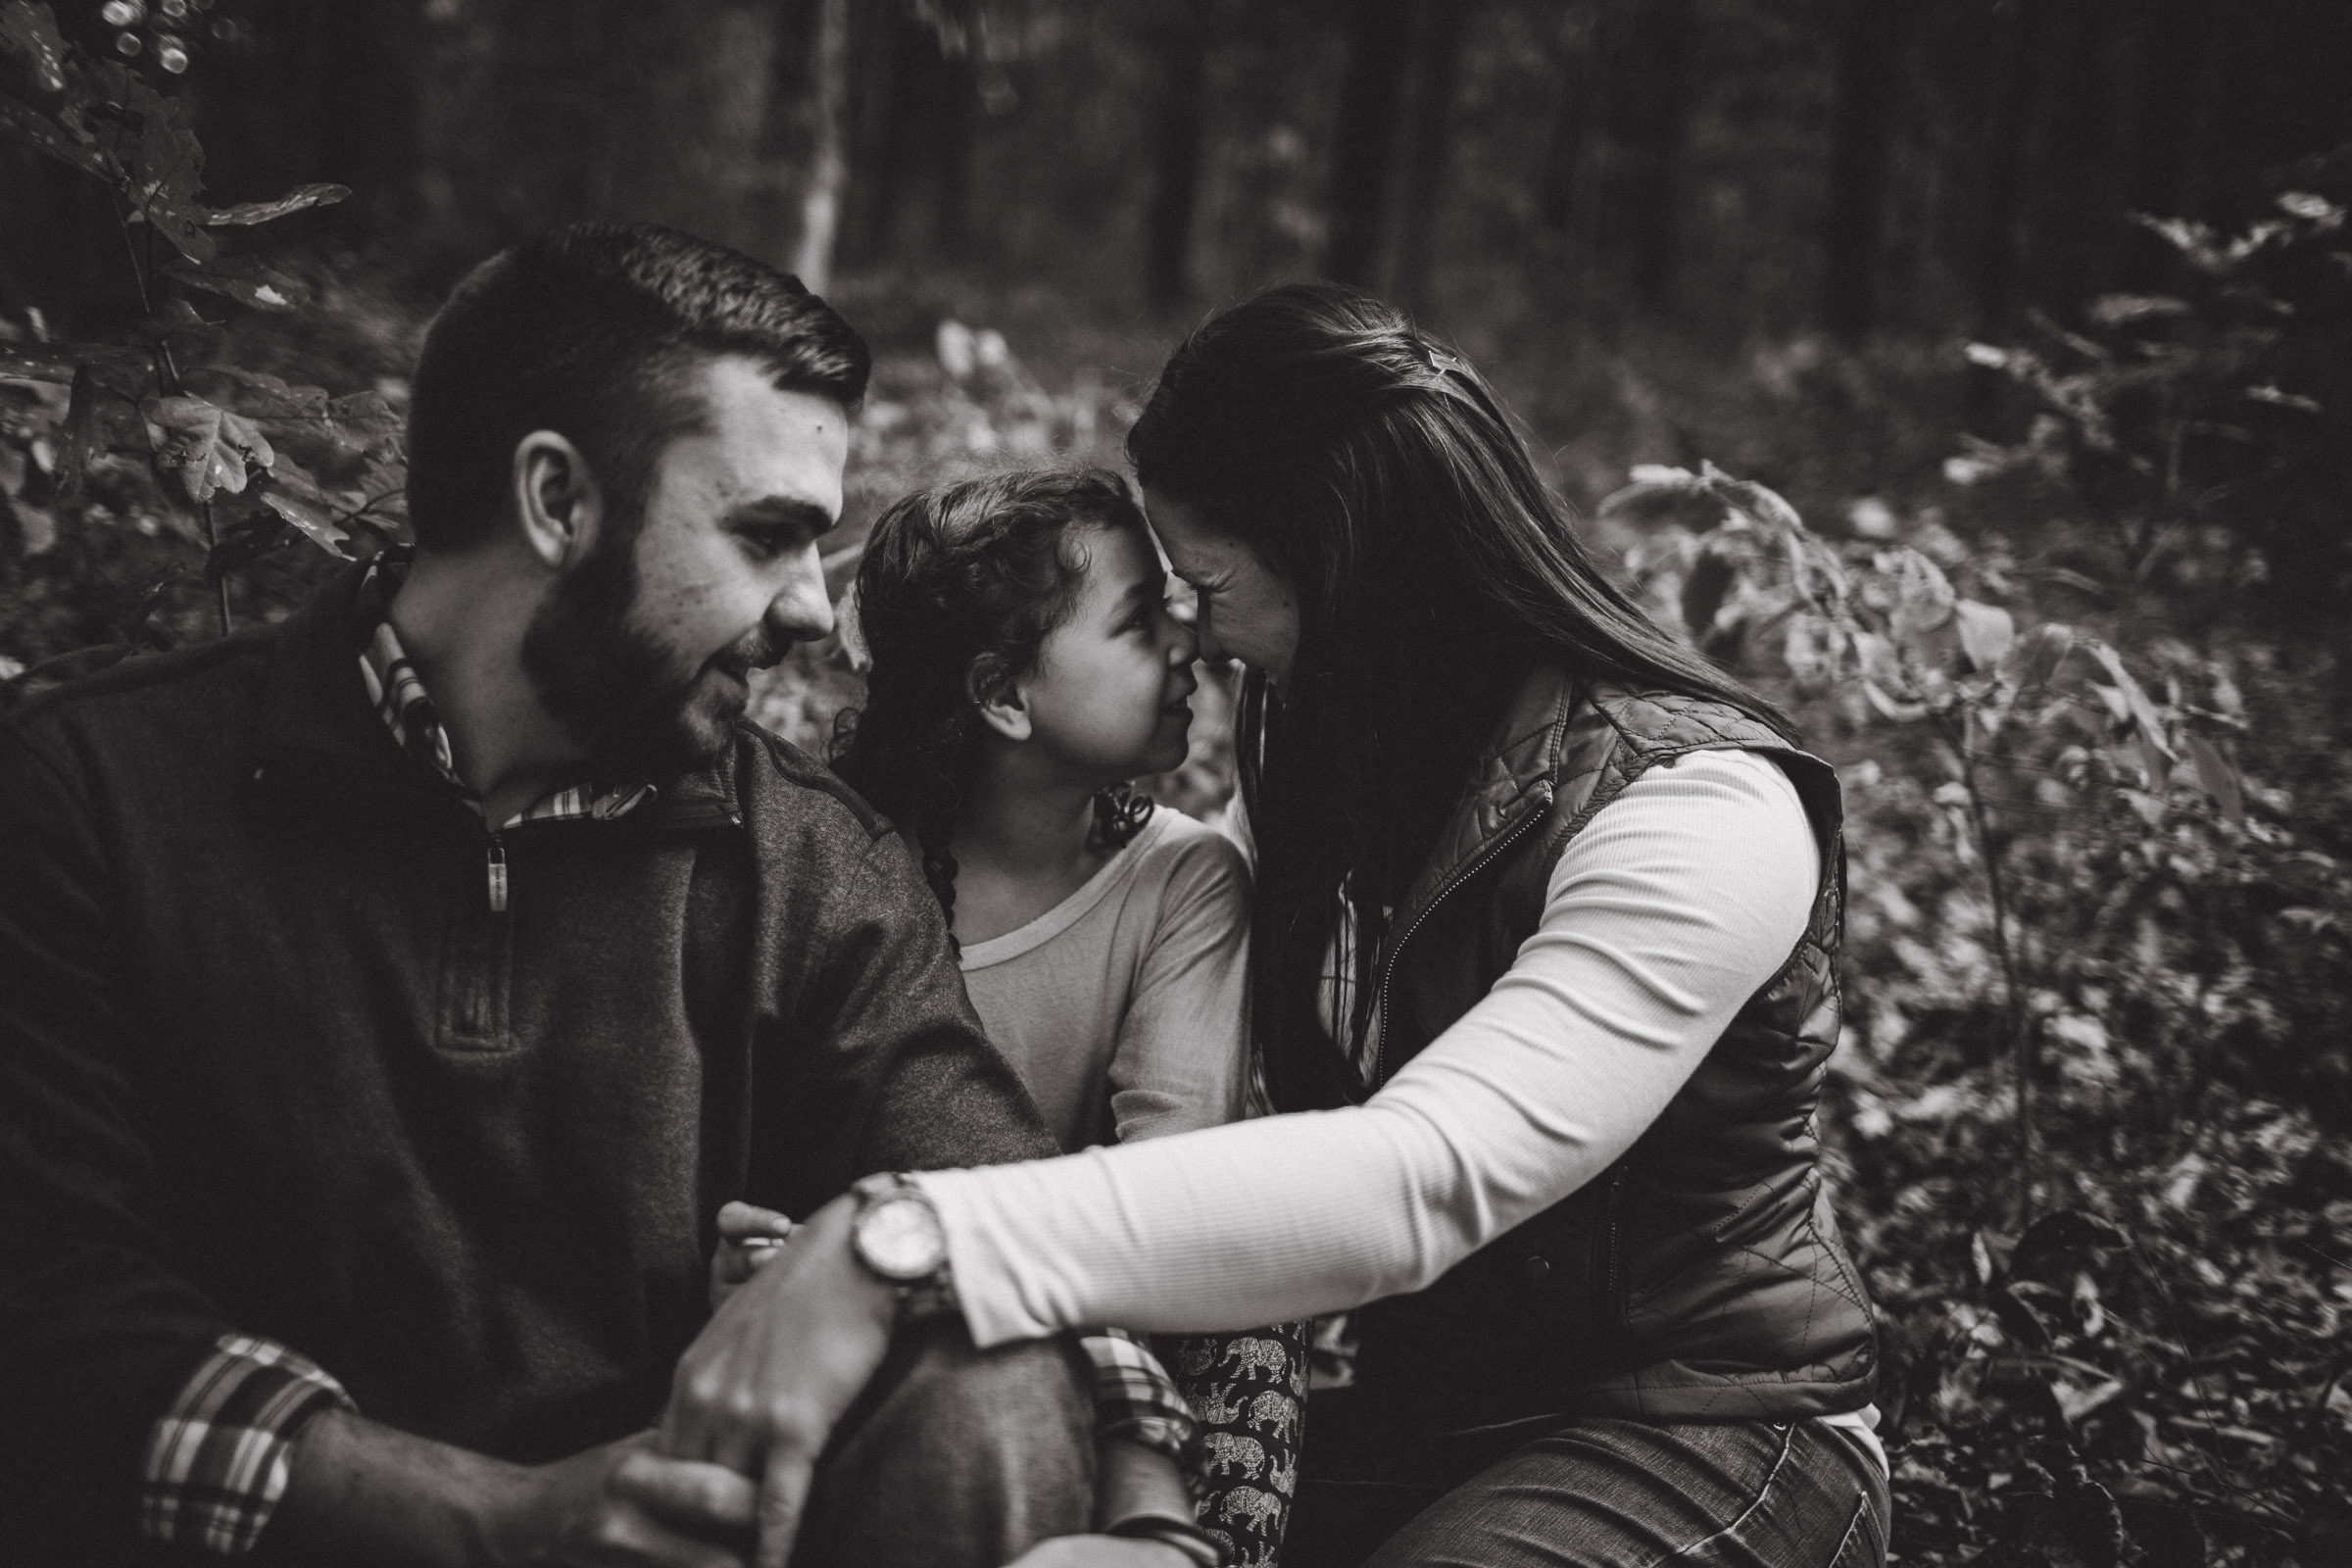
[830,468,1155,939]
[1126,281,1793,1111]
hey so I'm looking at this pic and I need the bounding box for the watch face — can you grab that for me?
[858,1193,946,1281]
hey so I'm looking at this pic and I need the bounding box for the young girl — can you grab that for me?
[836,466,1252,1149]
[717,468,1305,1565]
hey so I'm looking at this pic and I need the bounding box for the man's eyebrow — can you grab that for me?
[723,497,837,535]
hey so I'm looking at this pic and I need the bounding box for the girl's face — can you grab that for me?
[1009,519,1200,785]
[1141,489,1299,690]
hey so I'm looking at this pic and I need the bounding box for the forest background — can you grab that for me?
[4,1,2351,1563]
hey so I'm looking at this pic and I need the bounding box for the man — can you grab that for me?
[0,224,1198,1567]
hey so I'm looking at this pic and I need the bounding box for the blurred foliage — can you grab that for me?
[1605,186,2352,1565]
[7,4,2352,1565]
[0,0,401,690]
[1618,460,2352,1567]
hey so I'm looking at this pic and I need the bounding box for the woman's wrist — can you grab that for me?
[801,1194,904,1329]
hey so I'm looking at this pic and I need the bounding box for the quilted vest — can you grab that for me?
[1346,668,1879,1429]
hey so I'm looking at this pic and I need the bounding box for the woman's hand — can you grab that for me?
[658,1195,899,1568]
[1001,1536,1195,1568]
[709,1200,796,1309]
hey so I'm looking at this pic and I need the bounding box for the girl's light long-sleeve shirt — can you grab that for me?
[958,808,1252,1151]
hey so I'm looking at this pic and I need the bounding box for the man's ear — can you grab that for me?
[970,655,1032,743]
[511,430,606,570]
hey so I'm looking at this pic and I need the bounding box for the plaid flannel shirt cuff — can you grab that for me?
[1083,1327,1197,1470]
[140,1334,353,1554]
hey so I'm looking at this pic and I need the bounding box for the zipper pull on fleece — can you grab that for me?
[486,836,509,913]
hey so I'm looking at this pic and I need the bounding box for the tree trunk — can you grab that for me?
[1142,0,1211,309]
[844,6,927,267]
[2197,0,2352,227]
[2112,0,2214,289]
[1596,0,1696,311]
[1393,0,1468,317]
[192,0,420,235]
[1973,0,2043,346]
[2033,0,2125,315]
[933,19,980,258]
[1323,0,1415,289]
[1821,0,1910,340]
[414,0,775,255]
[1536,10,1592,239]
[791,0,850,294]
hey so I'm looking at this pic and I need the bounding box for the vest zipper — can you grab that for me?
[1602,1166,1628,1329]
[1370,799,1547,1089]
[485,832,508,913]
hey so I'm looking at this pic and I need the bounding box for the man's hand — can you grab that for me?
[658,1194,900,1568]
[488,1432,759,1568]
[273,1409,756,1568]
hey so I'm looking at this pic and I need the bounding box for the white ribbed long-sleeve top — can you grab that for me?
[912,748,1821,1341]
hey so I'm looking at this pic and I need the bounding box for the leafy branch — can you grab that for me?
[0,0,395,658]
[1606,461,2245,1229]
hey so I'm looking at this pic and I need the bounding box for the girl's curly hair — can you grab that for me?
[830,468,1158,935]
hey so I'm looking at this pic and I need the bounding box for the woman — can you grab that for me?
[664,283,1887,1568]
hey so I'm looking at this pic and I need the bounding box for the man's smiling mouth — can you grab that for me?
[710,635,788,683]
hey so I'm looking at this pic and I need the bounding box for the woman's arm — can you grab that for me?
[657,752,1821,1566]
[919,750,1822,1342]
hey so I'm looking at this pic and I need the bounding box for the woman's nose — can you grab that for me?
[1184,602,1221,662]
[1168,615,1200,664]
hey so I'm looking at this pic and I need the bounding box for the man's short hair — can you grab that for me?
[405,222,871,551]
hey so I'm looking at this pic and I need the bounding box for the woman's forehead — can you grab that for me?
[1073,517,1158,591]
[1140,491,1238,575]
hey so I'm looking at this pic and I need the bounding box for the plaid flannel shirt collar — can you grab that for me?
[352,552,654,828]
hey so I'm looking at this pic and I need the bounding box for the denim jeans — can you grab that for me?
[790,1317,1096,1567]
[1284,1388,1887,1568]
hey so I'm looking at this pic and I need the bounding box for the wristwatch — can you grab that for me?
[849,1171,958,1320]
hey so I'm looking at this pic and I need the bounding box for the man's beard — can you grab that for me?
[519,525,770,781]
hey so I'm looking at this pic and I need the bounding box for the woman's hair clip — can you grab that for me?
[1415,339,1466,378]
[832,576,871,671]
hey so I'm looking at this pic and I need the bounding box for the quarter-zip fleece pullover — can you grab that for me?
[0,564,1059,1563]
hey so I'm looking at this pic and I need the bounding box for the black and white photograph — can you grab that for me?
[3,2,2348,1565]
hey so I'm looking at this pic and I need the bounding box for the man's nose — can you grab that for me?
[766,546,834,645]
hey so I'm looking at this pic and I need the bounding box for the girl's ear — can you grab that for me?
[969,654,1032,743]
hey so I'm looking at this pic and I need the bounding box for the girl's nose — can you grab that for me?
[1168,616,1200,664]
